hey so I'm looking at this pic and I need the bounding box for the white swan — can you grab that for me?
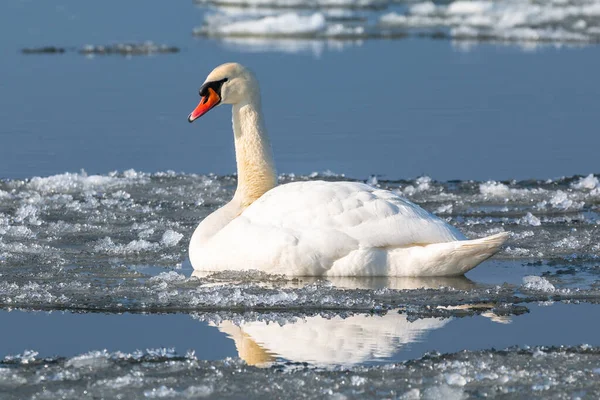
[187,62,508,277]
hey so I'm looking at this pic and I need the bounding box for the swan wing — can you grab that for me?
[196,181,465,275]
[242,180,465,248]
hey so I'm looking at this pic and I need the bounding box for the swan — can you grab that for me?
[187,62,508,277]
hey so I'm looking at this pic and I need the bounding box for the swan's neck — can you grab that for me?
[232,97,277,207]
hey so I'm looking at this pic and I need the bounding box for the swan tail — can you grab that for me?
[387,232,510,277]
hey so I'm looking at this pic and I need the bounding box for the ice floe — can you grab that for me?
[193,0,600,50]
[2,345,600,399]
[380,0,600,44]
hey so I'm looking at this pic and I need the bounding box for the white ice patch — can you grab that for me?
[199,13,327,37]
[548,191,584,211]
[520,212,541,227]
[93,237,160,254]
[3,350,38,364]
[478,180,537,200]
[161,230,184,247]
[25,170,148,195]
[380,0,600,44]
[445,372,468,387]
[572,174,599,190]
[479,181,511,198]
[149,271,187,283]
[403,176,433,195]
[522,276,555,292]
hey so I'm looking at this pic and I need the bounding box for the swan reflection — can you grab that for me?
[192,273,506,366]
[214,312,449,367]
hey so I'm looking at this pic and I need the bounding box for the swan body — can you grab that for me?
[187,62,508,277]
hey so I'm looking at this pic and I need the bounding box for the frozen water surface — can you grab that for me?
[1,171,600,396]
[2,345,600,399]
[1,171,600,312]
[193,0,600,48]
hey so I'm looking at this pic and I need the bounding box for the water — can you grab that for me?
[2,0,600,398]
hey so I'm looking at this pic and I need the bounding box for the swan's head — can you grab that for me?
[188,63,259,123]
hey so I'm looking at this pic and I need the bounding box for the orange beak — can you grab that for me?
[188,87,221,123]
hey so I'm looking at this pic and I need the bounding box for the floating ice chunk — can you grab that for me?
[93,237,160,254]
[410,2,436,15]
[95,374,145,389]
[203,13,327,37]
[520,212,541,226]
[366,175,378,186]
[149,271,187,283]
[66,350,111,369]
[3,350,38,364]
[548,191,583,211]
[403,176,433,195]
[350,375,368,386]
[415,176,432,191]
[2,225,34,238]
[505,247,530,257]
[553,235,586,250]
[447,1,493,15]
[25,170,149,194]
[445,372,467,387]
[422,384,465,400]
[572,174,599,190]
[380,1,600,45]
[144,386,178,398]
[434,204,453,214]
[479,181,510,197]
[161,230,184,247]
[522,276,555,292]
[399,388,421,400]
[14,204,42,226]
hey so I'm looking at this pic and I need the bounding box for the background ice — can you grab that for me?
[193,0,600,46]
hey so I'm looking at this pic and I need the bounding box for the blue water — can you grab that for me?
[2,2,600,396]
[3,303,600,364]
[1,1,599,181]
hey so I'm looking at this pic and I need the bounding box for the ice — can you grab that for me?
[447,1,492,15]
[23,170,148,194]
[201,13,327,37]
[2,170,600,314]
[547,190,584,211]
[160,230,184,247]
[2,346,600,399]
[445,372,467,387]
[3,350,38,365]
[572,173,599,190]
[380,0,600,45]
[190,0,600,52]
[522,276,555,292]
[23,43,179,56]
[410,2,436,15]
[479,181,511,198]
[520,212,541,226]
